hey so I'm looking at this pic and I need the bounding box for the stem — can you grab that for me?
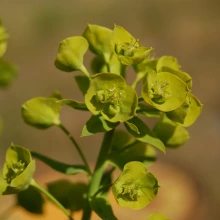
[82,129,115,220]
[121,64,127,78]
[80,65,90,78]
[58,123,91,175]
[131,71,146,89]
[30,179,73,220]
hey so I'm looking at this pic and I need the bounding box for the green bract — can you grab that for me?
[112,161,159,210]
[54,36,89,74]
[112,25,152,66]
[153,115,189,148]
[83,24,113,63]
[0,20,9,57]
[1,145,35,195]
[0,58,17,87]
[147,213,170,220]
[142,71,189,111]
[166,93,202,127]
[85,72,138,122]
[21,97,62,129]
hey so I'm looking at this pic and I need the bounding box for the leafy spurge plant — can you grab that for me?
[0,23,202,220]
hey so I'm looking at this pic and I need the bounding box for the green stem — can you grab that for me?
[131,72,146,89]
[58,123,91,175]
[82,129,115,220]
[80,65,90,78]
[30,179,73,220]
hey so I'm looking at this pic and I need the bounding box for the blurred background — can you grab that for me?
[0,0,220,219]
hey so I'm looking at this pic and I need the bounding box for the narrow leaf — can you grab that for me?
[59,99,88,111]
[125,121,140,134]
[31,151,87,175]
[90,196,118,220]
[124,117,165,153]
[136,103,161,118]
[75,75,90,95]
[81,115,119,137]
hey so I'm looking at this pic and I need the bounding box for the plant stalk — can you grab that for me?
[58,123,91,175]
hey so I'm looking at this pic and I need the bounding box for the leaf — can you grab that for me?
[54,36,88,72]
[0,58,17,88]
[136,103,161,118]
[47,180,87,212]
[124,116,165,153]
[153,115,189,148]
[147,213,170,220]
[109,131,156,170]
[31,151,87,175]
[75,75,90,95]
[81,115,119,137]
[17,185,45,214]
[21,97,62,129]
[90,196,118,220]
[59,99,88,111]
[125,121,140,134]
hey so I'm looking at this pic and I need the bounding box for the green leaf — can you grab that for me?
[54,36,89,73]
[109,131,156,170]
[0,58,17,88]
[90,196,118,220]
[47,180,87,212]
[0,20,9,57]
[75,75,90,95]
[125,116,165,153]
[85,72,138,123]
[21,97,62,129]
[82,115,119,137]
[142,71,189,112]
[17,185,45,214]
[112,25,152,66]
[59,99,88,111]
[49,91,63,100]
[153,115,189,148]
[83,24,113,62]
[156,56,180,72]
[124,121,140,134]
[136,103,161,118]
[147,213,170,220]
[166,93,202,127]
[112,161,159,210]
[31,151,87,175]
[2,145,36,195]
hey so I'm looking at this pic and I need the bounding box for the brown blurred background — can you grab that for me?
[0,0,220,219]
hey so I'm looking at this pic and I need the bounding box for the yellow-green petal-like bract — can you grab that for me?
[142,71,189,112]
[85,73,138,123]
[55,36,89,73]
[0,20,9,57]
[1,145,35,195]
[112,161,159,210]
[21,97,62,129]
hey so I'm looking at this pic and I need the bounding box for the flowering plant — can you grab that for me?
[0,23,202,220]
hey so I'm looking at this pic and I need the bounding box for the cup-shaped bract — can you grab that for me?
[21,97,62,129]
[85,73,138,123]
[1,145,35,195]
[112,161,159,210]
[112,25,152,66]
[0,20,9,57]
[55,36,88,72]
[142,71,189,112]
[166,93,202,127]
[83,24,113,63]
